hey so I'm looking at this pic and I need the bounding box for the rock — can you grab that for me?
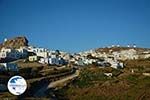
[0,36,29,50]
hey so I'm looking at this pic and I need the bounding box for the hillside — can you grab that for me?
[54,59,150,100]
[0,36,28,50]
[95,47,149,53]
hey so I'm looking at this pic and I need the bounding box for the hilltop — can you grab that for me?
[95,47,149,53]
[0,36,28,50]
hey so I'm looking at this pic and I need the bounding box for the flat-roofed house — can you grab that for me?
[0,48,21,62]
[27,47,48,58]
[28,55,39,62]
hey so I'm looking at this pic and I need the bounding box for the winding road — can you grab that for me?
[34,69,80,97]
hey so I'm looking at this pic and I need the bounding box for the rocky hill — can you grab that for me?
[0,36,28,49]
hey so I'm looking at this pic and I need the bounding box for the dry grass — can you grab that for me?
[55,60,150,100]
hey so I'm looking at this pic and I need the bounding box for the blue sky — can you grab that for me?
[0,0,150,53]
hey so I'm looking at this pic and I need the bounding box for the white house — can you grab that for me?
[106,58,124,69]
[29,55,39,62]
[112,49,138,60]
[75,59,84,66]
[104,73,113,77]
[120,49,138,60]
[37,52,48,58]
[144,54,150,59]
[33,48,48,58]
[139,51,150,59]
[0,47,21,60]
[27,47,48,58]
[49,57,59,65]
[110,61,124,69]
[82,58,96,65]
[39,56,66,66]
[63,54,73,61]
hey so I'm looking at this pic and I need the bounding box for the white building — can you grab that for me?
[39,58,48,64]
[110,61,124,69]
[106,58,124,69]
[112,49,138,60]
[82,58,97,65]
[27,47,48,58]
[75,59,84,66]
[0,47,21,59]
[49,57,60,65]
[29,55,39,62]
[39,56,66,65]
[139,52,150,59]
[104,73,113,77]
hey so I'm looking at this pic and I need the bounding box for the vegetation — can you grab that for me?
[54,59,150,100]
[1,58,150,99]
[0,60,74,99]
[72,67,113,88]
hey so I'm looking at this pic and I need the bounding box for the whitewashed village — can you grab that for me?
[0,37,150,71]
[0,37,150,99]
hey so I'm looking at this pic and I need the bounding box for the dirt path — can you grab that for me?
[48,69,79,88]
[34,69,80,97]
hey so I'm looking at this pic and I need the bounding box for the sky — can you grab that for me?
[0,0,150,53]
